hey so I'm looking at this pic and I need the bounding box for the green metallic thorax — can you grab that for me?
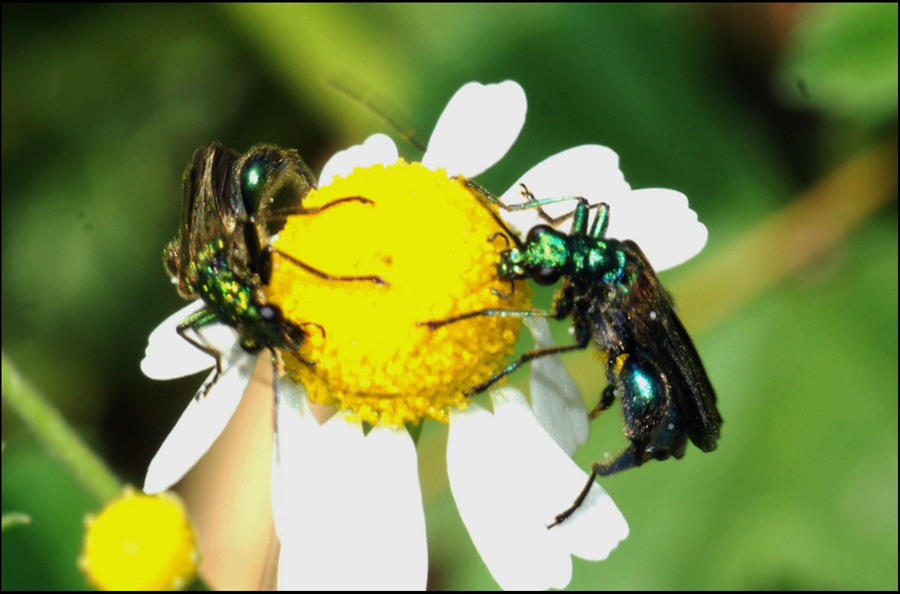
[502,223,630,293]
[189,237,293,353]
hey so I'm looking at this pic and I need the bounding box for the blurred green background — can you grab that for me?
[2,3,897,590]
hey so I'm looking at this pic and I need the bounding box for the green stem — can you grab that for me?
[2,352,121,503]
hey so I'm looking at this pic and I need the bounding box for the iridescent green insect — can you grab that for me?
[422,183,722,527]
[165,143,386,401]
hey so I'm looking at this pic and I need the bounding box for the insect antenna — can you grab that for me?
[323,76,427,153]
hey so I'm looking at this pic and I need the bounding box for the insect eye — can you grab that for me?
[259,304,283,323]
[240,153,275,214]
[533,266,561,285]
[526,225,553,243]
[239,148,314,219]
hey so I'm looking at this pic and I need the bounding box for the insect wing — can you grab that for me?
[183,144,243,265]
[618,240,722,452]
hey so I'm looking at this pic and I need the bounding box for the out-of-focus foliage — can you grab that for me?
[778,3,898,125]
[2,4,896,590]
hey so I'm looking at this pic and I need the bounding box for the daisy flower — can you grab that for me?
[141,80,707,590]
[79,488,199,591]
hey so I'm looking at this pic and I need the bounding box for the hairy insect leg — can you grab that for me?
[176,307,227,400]
[521,190,610,239]
[466,342,585,396]
[588,385,616,420]
[419,307,587,396]
[459,179,588,250]
[420,307,551,330]
[464,179,612,242]
[252,195,389,287]
[516,184,585,226]
[516,185,611,236]
[262,195,376,220]
[271,248,389,286]
[262,194,390,285]
[464,179,586,217]
[547,444,642,529]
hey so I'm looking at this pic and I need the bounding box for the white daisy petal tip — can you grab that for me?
[423,80,526,178]
[448,387,628,590]
[318,133,399,186]
[610,187,709,271]
[493,144,709,271]
[141,301,223,380]
[141,300,245,381]
[498,144,632,237]
[549,481,629,563]
[142,353,254,494]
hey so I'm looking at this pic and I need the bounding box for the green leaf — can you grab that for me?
[778,3,899,124]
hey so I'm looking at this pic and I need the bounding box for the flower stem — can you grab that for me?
[675,138,899,333]
[1,352,122,503]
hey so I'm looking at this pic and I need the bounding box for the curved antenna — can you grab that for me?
[298,321,326,339]
[487,232,510,248]
[323,77,427,153]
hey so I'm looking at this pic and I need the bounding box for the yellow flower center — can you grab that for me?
[268,160,531,427]
[79,489,199,591]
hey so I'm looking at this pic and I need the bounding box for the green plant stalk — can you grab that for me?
[2,352,121,503]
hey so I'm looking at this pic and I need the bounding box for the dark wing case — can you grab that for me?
[619,240,722,451]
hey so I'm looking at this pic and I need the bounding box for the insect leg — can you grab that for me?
[419,307,589,396]
[263,196,376,219]
[176,307,227,400]
[547,444,642,529]
[254,196,390,286]
[465,341,586,396]
[464,179,611,241]
[270,248,389,286]
[267,194,389,284]
[516,184,584,226]
[419,308,551,330]
[462,179,584,213]
[587,385,616,420]
[460,179,587,250]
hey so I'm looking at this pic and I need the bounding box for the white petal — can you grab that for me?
[143,350,256,494]
[141,301,238,380]
[319,133,399,186]
[607,188,708,271]
[448,388,628,590]
[277,418,427,590]
[498,145,631,237]
[496,146,708,271]
[422,80,526,178]
[525,317,588,457]
[270,377,314,539]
